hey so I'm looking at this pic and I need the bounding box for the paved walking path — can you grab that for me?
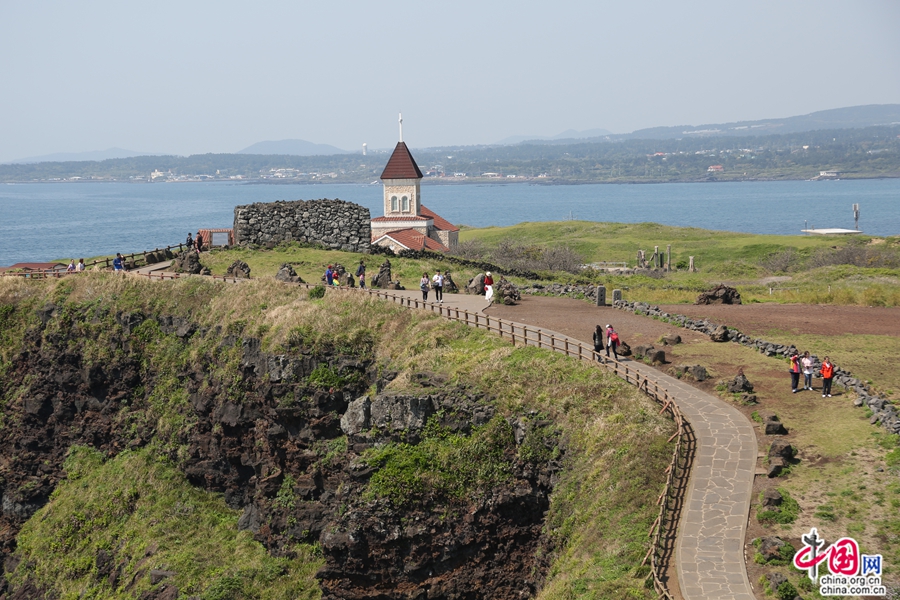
[386,290,759,599]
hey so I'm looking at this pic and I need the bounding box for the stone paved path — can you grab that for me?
[386,290,759,600]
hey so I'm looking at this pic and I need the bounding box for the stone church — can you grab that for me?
[370,141,459,252]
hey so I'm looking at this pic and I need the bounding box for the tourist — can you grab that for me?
[432,270,444,303]
[420,272,430,301]
[593,324,604,361]
[605,324,619,360]
[66,260,76,272]
[195,231,203,253]
[484,271,494,305]
[76,258,85,272]
[820,356,835,397]
[186,232,193,250]
[113,253,124,275]
[359,271,366,289]
[325,265,334,286]
[789,351,801,393]
[355,259,366,285]
[801,351,814,390]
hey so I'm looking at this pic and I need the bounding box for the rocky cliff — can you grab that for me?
[0,297,560,599]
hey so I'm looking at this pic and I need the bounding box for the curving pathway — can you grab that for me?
[383,290,759,600]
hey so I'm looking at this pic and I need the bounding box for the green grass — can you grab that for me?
[363,416,515,507]
[9,447,322,600]
[460,220,878,270]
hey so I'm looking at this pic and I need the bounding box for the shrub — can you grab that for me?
[308,285,326,299]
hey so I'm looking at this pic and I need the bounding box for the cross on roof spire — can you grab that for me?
[399,112,403,143]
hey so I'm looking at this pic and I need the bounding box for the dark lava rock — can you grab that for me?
[695,284,742,305]
[225,260,251,279]
[758,536,786,562]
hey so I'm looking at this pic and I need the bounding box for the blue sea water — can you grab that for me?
[0,179,898,266]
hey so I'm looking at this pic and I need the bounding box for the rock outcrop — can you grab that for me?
[695,284,742,305]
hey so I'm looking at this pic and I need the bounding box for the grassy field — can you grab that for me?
[1,275,675,599]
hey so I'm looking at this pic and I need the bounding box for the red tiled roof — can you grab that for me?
[375,228,448,252]
[371,215,431,222]
[419,205,459,232]
[5,262,67,271]
[380,142,423,180]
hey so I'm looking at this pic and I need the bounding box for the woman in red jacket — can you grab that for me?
[820,356,835,397]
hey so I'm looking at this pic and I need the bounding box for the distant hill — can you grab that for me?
[495,128,612,145]
[618,104,900,141]
[237,139,350,156]
[6,147,156,164]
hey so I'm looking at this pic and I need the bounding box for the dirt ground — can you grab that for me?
[487,295,900,598]
[657,303,900,337]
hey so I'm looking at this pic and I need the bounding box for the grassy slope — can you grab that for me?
[0,275,674,599]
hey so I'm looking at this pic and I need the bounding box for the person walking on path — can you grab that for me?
[113,253,124,275]
[484,272,494,305]
[789,351,801,393]
[420,272,430,301]
[605,324,619,360]
[355,260,366,287]
[67,260,76,272]
[801,351,814,390]
[592,325,604,361]
[432,271,444,303]
[186,232,193,250]
[76,258,85,272]
[325,265,334,286]
[820,356,835,397]
[195,231,204,253]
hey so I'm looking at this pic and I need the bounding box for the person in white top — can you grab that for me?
[801,351,815,391]
[431,271,444,303]
[75,258,85,272]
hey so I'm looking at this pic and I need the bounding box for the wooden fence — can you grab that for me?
[0,242,190,278]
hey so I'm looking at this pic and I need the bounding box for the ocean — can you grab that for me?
[1,179,898,266]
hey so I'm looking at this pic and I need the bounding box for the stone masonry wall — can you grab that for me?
[233,199,371,252]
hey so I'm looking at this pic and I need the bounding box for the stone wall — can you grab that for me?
[233,199,371,252]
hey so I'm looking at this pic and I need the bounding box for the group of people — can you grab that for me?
[593,323,621,360]
[66,258,86,272]
[420,270,450,302]
[325,260,369,288]
[789,351,836,397]
[186,232,204,253]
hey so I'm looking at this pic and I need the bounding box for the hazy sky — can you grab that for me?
[2,0,899,162]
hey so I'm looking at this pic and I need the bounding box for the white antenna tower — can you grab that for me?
[399,112,403,143]
[362,143,367,156]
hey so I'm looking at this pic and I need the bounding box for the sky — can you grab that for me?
[1,0,899,162]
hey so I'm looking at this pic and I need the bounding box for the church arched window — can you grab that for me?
[391,196,398,211]
[402,196,409,212]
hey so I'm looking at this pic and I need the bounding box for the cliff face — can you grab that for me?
[0,301,560,599]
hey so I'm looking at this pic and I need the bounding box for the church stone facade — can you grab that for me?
[371,142,458,253]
